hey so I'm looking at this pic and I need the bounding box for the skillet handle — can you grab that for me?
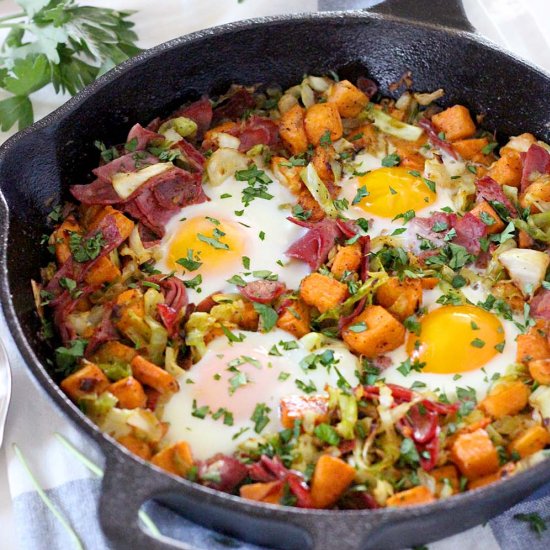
[99,450,192,550]
[368,0,476,33]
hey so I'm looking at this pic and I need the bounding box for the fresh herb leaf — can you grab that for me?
[253,302,278,332]
[382,153,400,167]
[313,423,340,446]
[54,338,87,376]
[176,249,202,271]
[251,403,271,433]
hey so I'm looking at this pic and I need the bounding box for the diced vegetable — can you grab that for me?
[117,434,152,460]
[469,201,505,235]
[487,152,523,187]
[158,116,197,139]
[151,441,194,476]
[299,273,349,313]
[279,104,308,155]
[277,299,311,338]
[386,486,435,507]
[84,256,121,286]
[108,376,147,409]
[330,244,362,278]
[498,248,550,297]
[431,105,476,142]
[61,363,110,402]
[529,385,550,424]
[450,429,499,480]
[310,454,356,508]
[431,464,459,495]
[53,216,81,265]
[375,277,422,321]
[327,80,369,118]
[304,103,343,146]
[516,321,550,363]
[280,395,329,429]
[130,355,179,394]
[342,305,406,357]
[480,381,530,419]
[240,481,284,504]
[206,147,249,186]
[364,105,423,141]
[508,425,550,459]
[452,138,491,163]
[528,359,550,385]
[467,463,516,490]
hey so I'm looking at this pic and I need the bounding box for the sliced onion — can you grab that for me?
[206,147,249,186]
[112,162,173,199]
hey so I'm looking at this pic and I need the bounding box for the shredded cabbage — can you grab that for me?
[362,104,423,141]
[513,211,550,243]
[185,312,217,360]
[300,163,339,218]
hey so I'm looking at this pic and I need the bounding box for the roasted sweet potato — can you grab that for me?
[508,425,550,459]
[88,205,134,241]
[312,144,336,187]
[327,80,369,118]
[297,188,325,222]
[280,395,329,429]
[480,381,530,419]
[386,486,435,507]
[304,103,343,146]
[518,229,534,248]
[299,273,349,313]
[431,105,476,142]
[516,321,550,363]
[92,340,137,365]
[331,243,362,279]
[271,156,302,195]
[151,441,194,476]
[521,176,550,212]
[310,455,356,508]
[420,277,439,290]
[114,289,150,344]
[117,434,152,460]
[487,151,523,187]
[529,358,550,385]
[84,256,121,286]
[467,463,515,490]
[131,355,179,394]
[61,363,110,402]
[240,481,284,505]
[279,104,308,155]
[108,376,147,409]
[452,137,493,164]
[431,465,459,494]
[53,216,81,265]
[450,428,499,480]
[469,201,505,235]
[348,123,379,152]
[276,299,311,338]
[342,305,406,357]
[375,277,422,321]
[387,135,428,172]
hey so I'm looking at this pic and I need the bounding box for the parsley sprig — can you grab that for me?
[0,0,140,132]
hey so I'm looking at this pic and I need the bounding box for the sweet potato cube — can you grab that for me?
[61,363,110,402]
[279,104,308,155]
[304,103,343,146]
[450,429,499,480]
[420,277,439,290]
[516,321,550,363]
[467,463,515,490]
[53,216,81,265]
[271,156,302,195]
[114,289,150,343]
[508,425,550,459]
[151,441,194,476]
[327,80,369,118]
[518,229,534,248]
[88,205,134,241]
[299,273,349,313]
[276,299,311,338]
[431,465,459,494]
[529,358,550,385]
[452,137,492,164]
[92,340,137,365]
[131,355,179,394]
[386,486,436,507]
[348,123,379,152]
[469,201,505,235]
[431,105,476,142]
[480,381,530,419]
[280,395,329,429]
[331,243,362,279]
[84,256,121,286]
[310,455,356,508]
[108,376,147,409]
[240,481,284,504]
[342,305,406,357]
[487,151,523,188]
[312,145,336,187]
[117,434,152,460]
[375,277,422,321]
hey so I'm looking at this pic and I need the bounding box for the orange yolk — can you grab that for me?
[407,305,505,374]
[166,216,246,272]
[357,167,436,218]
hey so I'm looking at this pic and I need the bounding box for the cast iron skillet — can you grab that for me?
[1,1,549,548]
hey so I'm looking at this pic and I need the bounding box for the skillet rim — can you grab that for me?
[0,8,549,546]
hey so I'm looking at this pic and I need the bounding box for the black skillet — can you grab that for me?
[1,0,549,548]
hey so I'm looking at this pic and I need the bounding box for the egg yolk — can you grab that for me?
[406,305,505,374]
[166,216,246,272]
[357,167,436,218]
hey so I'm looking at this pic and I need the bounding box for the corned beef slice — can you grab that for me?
[126,123,162,150]
[475,176,517,216]
[520,144,550,192]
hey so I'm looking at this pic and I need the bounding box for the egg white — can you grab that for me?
[155,164,310,301]
[162,329,361,459]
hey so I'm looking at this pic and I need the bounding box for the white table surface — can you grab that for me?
[0,1,548,549]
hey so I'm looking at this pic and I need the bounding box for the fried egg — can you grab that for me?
[162,329,361,459]
[339,151,456,239]
[380,285,520,400]
[155,167,310,300]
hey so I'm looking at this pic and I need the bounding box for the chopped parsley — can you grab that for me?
[69,232,105,263]
[314,423,340,446]
[352,185,369,205]
[54,339,87,376]
[381,153,400,167]
[251,403,271,433]
[176,249,202,271]
[253,302,278,332]
[235,164,274,206]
